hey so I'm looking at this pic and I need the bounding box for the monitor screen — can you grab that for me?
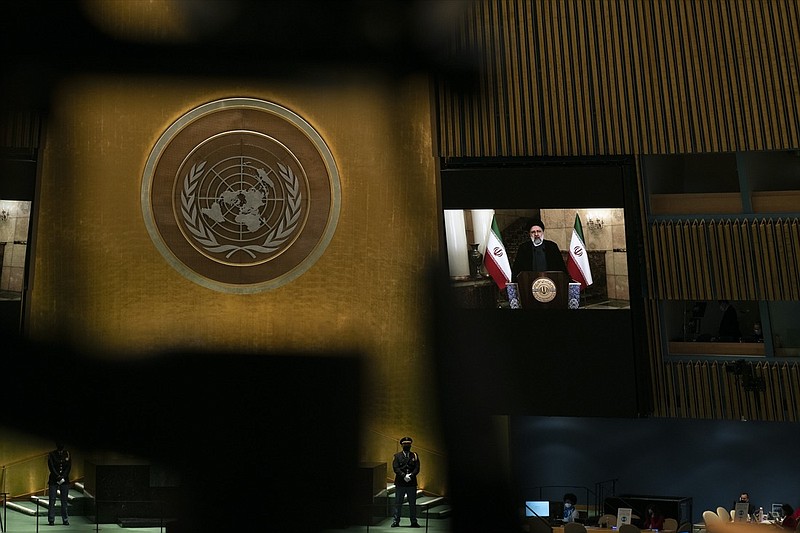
[439,157,638,311]
[437,159,647,418]
[525,500,551,518]
[444,207,630,308]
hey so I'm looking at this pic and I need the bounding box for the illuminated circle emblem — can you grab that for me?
[142,98,340,293]
[531,277,557,303]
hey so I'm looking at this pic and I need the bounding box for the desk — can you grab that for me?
[694,520,782,533]
[450,278,497,308]
[668,341,765,357]
[553,528,675,533]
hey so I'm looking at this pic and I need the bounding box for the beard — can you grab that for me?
[533,237,542,246]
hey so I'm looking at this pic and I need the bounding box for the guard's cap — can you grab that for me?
[400,436,413,445]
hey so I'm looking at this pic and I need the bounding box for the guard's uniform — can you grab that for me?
[392,437,421,528]
[47,444,72,525]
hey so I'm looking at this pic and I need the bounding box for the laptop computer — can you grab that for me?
[525,501,551,519]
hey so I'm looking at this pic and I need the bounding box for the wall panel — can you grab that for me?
[647,218,800,301]
[436,0,800,157]
[26,75,446,494]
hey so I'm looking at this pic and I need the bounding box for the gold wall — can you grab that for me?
[23,74,447,494]
[0,430,84,498]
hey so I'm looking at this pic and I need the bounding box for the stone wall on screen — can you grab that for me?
[460,209,628,304]
[0,200,30,295]
[542,208,628,302]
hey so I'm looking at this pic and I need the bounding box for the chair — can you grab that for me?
[677,521,693,533]
[526,516,554,533]
[599,514,618,528]
[703,510,723,533]
[717,507,731,522]
[565,522,588,533]
[620,524,642,533]
[663,517,679,531]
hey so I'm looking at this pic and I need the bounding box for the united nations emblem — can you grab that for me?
[142,98,340,293]
[531,276,557,303]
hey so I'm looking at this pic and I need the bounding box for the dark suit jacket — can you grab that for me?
[393,450,420,487]
[511,239,568,281]
[718,305,741,340]
[47,449,71,484]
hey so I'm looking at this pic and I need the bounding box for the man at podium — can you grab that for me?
[511,218,568,281]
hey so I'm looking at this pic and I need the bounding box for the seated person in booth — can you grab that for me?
[511,219,568,281]
[734,492,756,518]
[643,504,665,530]
[562,493,580,523]
[781,504,800,529]
[716,300,741,341]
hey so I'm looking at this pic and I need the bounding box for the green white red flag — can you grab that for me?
[483,216,512,288]
[567,213,593,289]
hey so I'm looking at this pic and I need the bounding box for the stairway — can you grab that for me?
[4,481,452,527]
[5,482,89,518]
[381,483,452,520]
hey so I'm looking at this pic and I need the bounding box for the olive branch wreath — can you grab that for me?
[181,160,303,259]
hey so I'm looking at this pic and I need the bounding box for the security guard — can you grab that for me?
[47,442,72,526]
[392,436,421,528]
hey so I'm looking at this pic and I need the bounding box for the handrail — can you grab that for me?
[1,452,49,499]
[1,451,48,469]
[1,491,6,533]
[529,485,600,517]
[34,498,166,533]
[369,430,446,458]
[594,478,619,516]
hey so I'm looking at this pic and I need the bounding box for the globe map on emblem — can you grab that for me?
[200,158,274,237]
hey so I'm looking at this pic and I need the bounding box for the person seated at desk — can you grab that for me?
[734,492,756,519]
[562,493,580,523]
[715,300,741,342]
[781,504,800,529]
[643,504,665,530]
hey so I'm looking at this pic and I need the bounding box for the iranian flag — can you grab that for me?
[483,215,512,289]
[567,213,593,289]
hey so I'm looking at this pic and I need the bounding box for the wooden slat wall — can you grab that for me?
[0,110,41,150]
[658,360,800,421]
[649,218,800,300]
[644,216,800,420]
[436,0,800,157]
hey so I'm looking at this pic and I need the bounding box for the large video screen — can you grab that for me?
[436,159,648,417]
[440,159,638,310]
[444,207,629,308]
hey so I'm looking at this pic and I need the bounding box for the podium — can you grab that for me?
[356,462,389,525]
[517,271,568,309]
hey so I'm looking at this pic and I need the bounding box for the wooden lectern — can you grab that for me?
[517,271,569,309]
